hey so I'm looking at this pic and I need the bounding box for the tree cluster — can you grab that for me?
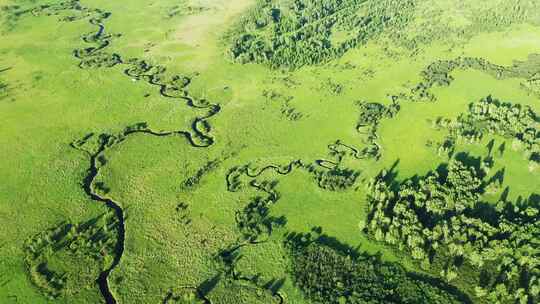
[287,236,463,304]
[434,96,539,168]
[307,165,360,191]
[235,191,287,244]
[181,159,221,189]
[410,55,540,102]
[365,157,540,303]
[24,212,119,299]
[355,101,400,160]
[357,101,400,128]
[227,0,416,69]
[164,288,207,304]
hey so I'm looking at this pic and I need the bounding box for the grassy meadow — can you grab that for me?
[0,0,539,303]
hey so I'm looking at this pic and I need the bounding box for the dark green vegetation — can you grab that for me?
[355,100,400,160]
[1,0,539,303]
[227,0,540,69]
[24,213,118,299]
[227,0,416,68]
[224,160,463,304]
[287,234,465,304]
[5,1,221,302]
[408,55,540,102]
[432,96,539,169]
[365,156,540,303]
[0,75,7,101]
[0,67,13,102]
[226,145,364,194]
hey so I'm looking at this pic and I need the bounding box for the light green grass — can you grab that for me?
[1,0,539,303]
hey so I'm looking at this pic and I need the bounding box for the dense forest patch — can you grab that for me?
[226,0,416,69]
[365,156,540,303]
[226,0,540,69]
[286,233,466,304]
[402,0,540,50]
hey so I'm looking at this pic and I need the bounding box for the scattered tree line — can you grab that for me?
[227,152,362,195]
[432,96,539,170]
[522,72,540,97]
[262,89,304,121]
[165,2,208,19]
[364,156,540,303]
[225,155,363,261]
[24,212,119,299]
[217,178,288,304]
[471,1,540,33]
[181,159,222,189]
[280,100,304,121]
[235,180,287,244]
[408,55,540,102]
[0,79,6,100]
[355,100,400,160]
[0,68,9,102]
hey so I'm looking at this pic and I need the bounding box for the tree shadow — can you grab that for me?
[407,272,473,304]
[381,159,400,192]
[500,194,540,224]
[468,202,499,226]
[197,273,221,298]
[487,168,505,186]
[497,142,506,157]
[499,186,510,202]
[486,139,495,156]
[263,277,286,295]
[454,152,482,173]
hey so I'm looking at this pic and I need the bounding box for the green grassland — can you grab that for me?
[0,0,539,303]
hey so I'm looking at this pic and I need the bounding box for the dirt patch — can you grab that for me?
[175,0,254,47]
